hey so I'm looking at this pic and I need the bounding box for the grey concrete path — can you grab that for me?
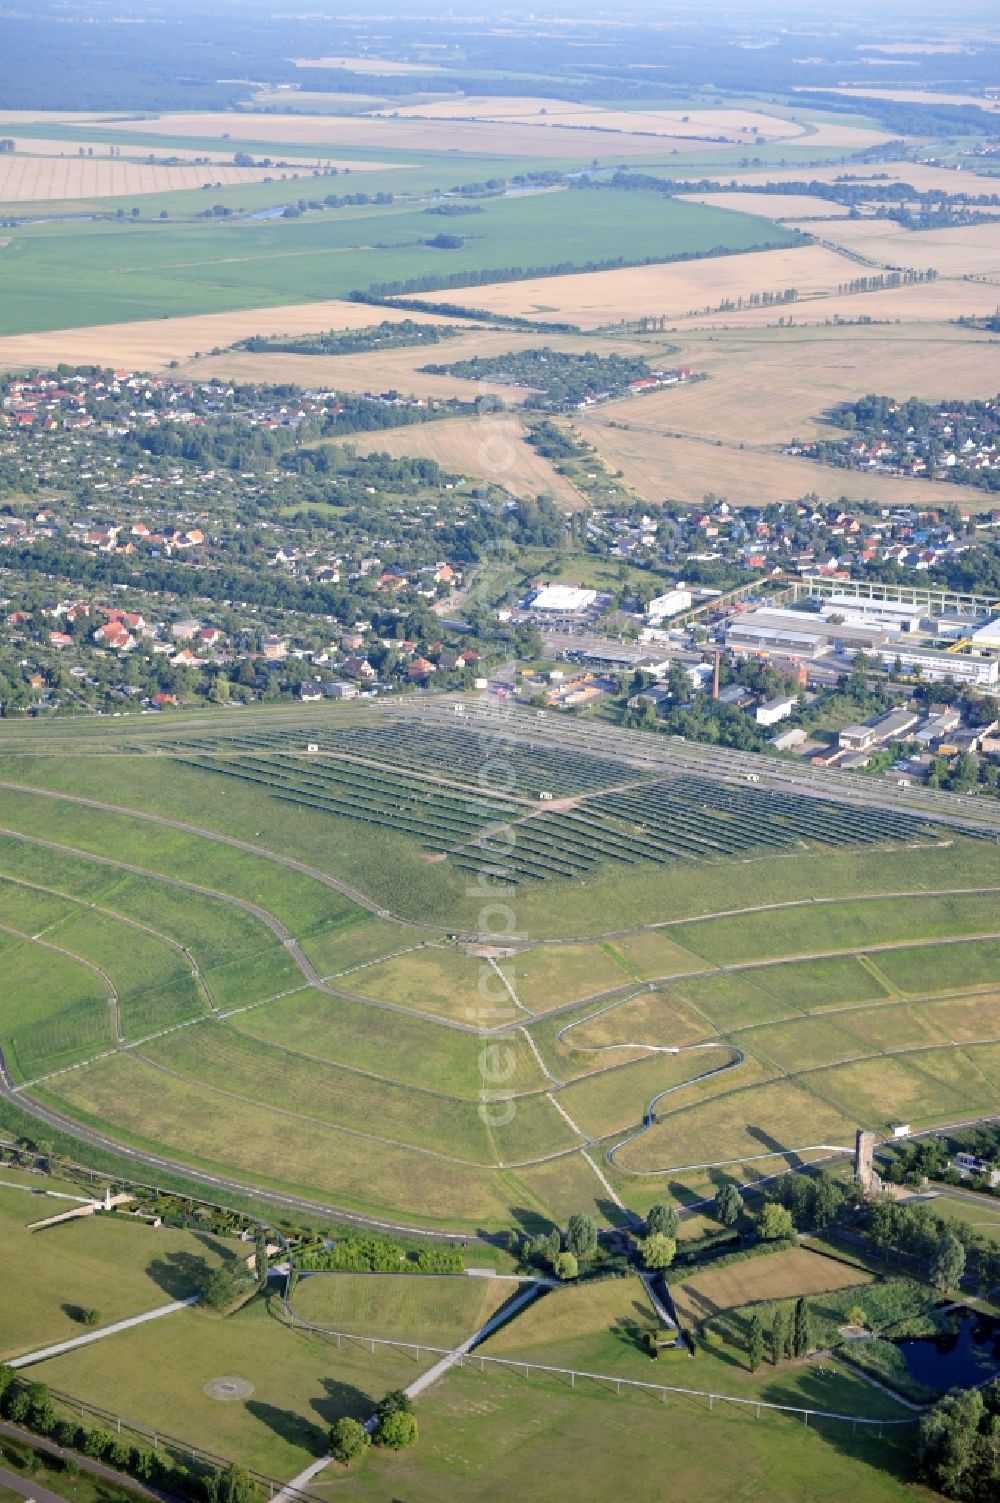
[274,1281,546,1503]
[8,1298,197,1370]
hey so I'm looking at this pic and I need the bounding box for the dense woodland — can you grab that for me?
[236,320,464,357]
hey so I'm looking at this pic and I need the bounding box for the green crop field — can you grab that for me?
[0,189,798,335]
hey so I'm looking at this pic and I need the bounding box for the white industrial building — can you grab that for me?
[874,645,999,686]
[529,584,598,613]
[817,595,924,634]
[646,588,693,624]
[755,695,796,727]
[727,608,890,655]
[971,618,1000,650]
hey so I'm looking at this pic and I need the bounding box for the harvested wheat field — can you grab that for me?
[673,277,1000,329]
[0,156,319,203]
[189,348,521,403]
[613,322,1000,447]
[0,300,454,374]
[4,137,318,167]
[714,161,997,195]
[326,413,585,508]
[429,245,850,329]
[373,97,806,142]
[673,1247,870,1329]
[0,111,110,125]
[578,422,954,509]
[189,325,655,400]
[115,110,690,160]
[789,216,1000,278]
[787,121,898,150]
[677,192,851,220]
[804,85,1000,113]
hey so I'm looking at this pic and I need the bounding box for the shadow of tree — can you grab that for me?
[312,1376,381,1429]
[746,1123,804,1172]
[245,1399,330,1459]
[145,1251,211,1299]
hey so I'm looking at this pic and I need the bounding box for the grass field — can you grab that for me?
[289,1272,513,1347]
[31,1297,420,1479]
[0,1183,234,1360]
[315,413,586,509]
[331,1362,924,1503]
[2,714,999,1229]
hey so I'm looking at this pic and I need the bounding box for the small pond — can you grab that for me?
[894,1310,1000,1393]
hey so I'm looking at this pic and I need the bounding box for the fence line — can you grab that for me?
[279,1307,916,1431]
[36,1380,318,1503]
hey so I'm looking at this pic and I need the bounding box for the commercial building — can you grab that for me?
[727,607,890,656]
[529,584,599,613]
[839,708,920,752]
[818,595,924,634]
[874,645,999,686]
[646,588,693,624]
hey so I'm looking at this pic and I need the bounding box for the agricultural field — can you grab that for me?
[784,216,1000,278]
[0,298,453,373]
[584,321,1000,447]
[0,187,798,339]
[676,190,853,219]
[369,98,813,143]
[187,323,664,408]
[81,108,770,160]
[429,242,845,328]
[574,317,1000,507]
[0,155,328,203]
